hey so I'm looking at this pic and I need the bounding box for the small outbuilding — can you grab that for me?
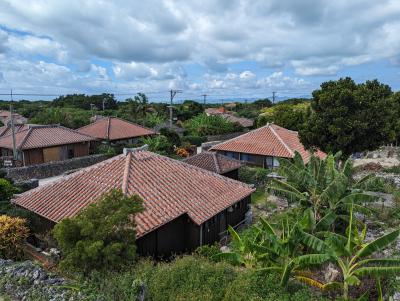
[183,151,242,179]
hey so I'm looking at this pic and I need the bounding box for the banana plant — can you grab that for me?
[268,152,378,228]
[212,225,263,268]
[322,204,400,299]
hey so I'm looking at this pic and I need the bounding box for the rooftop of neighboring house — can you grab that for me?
[0,124,96,151]
[210,123,326,163]
[13,148,255,238]
[205,107,226,115]
[78,116,156,141]
[0,124,29,137]
[0,110,27,121]
[183,151,242,174]
[221,114,254,128]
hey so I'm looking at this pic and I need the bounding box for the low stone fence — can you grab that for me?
[1,154,108,182]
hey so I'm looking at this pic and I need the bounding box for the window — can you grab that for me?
[226,152,235,158]
[265,156,273,168]
[241,153,252,161]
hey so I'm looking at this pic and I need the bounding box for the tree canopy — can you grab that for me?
[53,189,143,273]
[299,78,396,156]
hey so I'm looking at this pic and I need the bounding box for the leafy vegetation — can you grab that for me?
[184,113,243,136]
[0,215,29,259]
[53,189,143,273]
[299,78,397,156]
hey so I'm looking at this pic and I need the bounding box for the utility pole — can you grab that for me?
[102,97,106,111]
[9,90,17,161]
[201,94,207,105]
[272,91,277,104]
[168,89,182,128]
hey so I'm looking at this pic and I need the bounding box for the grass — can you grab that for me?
[382,165,400,174]
[251,187,267,204]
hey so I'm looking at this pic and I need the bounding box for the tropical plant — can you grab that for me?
[214,215,330,286]
[315,205,400,299]
[184,113,240,136]
[0,215,29,259]
[141,135,174,155]
[268,152,378,228]
[53,189,143,273]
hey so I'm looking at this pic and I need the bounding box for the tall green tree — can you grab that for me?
[53,189,143,273]
[299,78,395,156]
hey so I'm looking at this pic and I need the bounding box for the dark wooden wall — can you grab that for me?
[221,169,239,180]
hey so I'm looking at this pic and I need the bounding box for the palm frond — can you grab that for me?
[294,254,331,267]
[353,266,400,277]
[298,230,327,252]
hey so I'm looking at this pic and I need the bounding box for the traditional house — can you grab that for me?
[205,108,253,128]
[0,124,29,137]
[0,125,96,166]
[78,116,155,144]
[183,151,242,179]
[13,148,254,257]
[210,123,326,168]
[0,110,28,125]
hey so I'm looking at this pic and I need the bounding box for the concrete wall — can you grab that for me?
[2,154,107,182]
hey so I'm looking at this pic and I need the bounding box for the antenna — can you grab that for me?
[10,89,17,161]
[168,89,182,128]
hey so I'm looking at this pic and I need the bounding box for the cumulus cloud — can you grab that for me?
[0,0,399,96]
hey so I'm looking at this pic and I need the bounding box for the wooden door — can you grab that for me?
[43,146,61,163]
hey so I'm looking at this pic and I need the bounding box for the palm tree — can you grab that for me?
[268,152,378,229]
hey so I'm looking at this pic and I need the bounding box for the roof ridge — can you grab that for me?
[146,150,252,189]
[18,127,33,150]
[210,124,269,150]
[269,124,294,157]
[121,151,132,194]
[106,116,111,140]
[212,152,221,174]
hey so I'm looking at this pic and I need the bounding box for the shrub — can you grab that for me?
[184,114,239,136]
[159,128,181,146]
[0,178,19,214]
[238,166,270,187]
[181,135,207,146]
[96,144,118,157]
[53,189,143,273]
[0,215,29,259]
[141,135,174,155]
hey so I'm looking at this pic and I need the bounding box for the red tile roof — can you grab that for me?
[13,149,254,238]
[210,123,326,163]
[78,117,155,141]
[0,125,96,150]
[221,114,254,128]
[183,151,242,174]
[205,107,226,115]
[0,124,29,137]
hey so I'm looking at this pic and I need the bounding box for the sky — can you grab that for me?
[0,0,400,102]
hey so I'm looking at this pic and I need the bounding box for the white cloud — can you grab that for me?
[0,0,399,96]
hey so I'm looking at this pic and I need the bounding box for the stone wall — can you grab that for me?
[1,154,108,182]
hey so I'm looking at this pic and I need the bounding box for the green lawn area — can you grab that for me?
[251,187,267,204]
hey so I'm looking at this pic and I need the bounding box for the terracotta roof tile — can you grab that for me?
[13,150,254,238]
[78,117,155,141]
[0,124,28,137]
[183,151,242,174]
[210,123,326,162]
[0,125,95,150]
[221,114,254,128]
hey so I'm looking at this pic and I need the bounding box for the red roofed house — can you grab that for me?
[210,123,326,169]
[0,110,28,125]
[183,151,242,180]
[13,148,254,257]
[78,116,155,144]
[0,125,96,166]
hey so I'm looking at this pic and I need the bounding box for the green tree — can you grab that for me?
[53,189,143,273]
[141,135,174,155]
[299,78,395,156]
[257,102,309,130]
[0,178,19,214]
[184,113,241,136]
